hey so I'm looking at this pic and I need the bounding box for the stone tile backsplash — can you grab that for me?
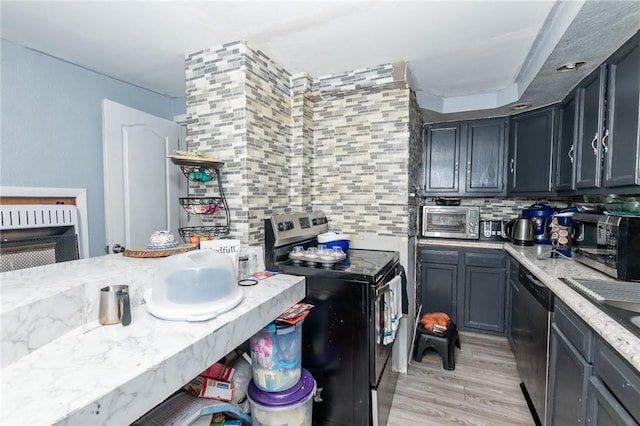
[185,41,418,244]
[422,197,571,221]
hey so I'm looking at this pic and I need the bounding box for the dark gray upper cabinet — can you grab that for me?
[508,106,557,194]
[575,65,607,189]
[603,35,640,187]
[571,32,640,191]
[465,119,507,194]
[424,123,462,193]
[556,92,579,191]
[424,118,507,196]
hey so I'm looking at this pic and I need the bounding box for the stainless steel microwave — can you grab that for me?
[572,213,640,281]
[421,206,480,240]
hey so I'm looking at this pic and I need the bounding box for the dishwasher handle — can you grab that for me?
[522,269,545,288]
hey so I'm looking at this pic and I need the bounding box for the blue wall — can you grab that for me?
[1,40,186,257]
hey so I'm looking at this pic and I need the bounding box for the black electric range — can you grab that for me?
[264,212,402,426]
[276,248,399,283]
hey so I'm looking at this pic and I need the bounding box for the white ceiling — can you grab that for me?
[2,1,639,121]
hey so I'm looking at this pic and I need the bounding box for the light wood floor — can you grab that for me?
[388,331,535,426]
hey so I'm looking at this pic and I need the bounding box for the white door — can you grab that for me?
[102,99,184,253]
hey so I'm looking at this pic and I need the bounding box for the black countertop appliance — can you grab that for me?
[265,212,404,426]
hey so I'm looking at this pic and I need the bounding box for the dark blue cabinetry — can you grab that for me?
[547,300,640,426]
[419,246,507,334]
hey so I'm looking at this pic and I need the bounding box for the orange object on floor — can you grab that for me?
[419,312,450,331]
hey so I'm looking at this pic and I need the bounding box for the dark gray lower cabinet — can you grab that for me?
[547,300,640,426]
[419,248,459,322]
[589,339,640,425]
[419,247,506,334]
[587,376,637,426]
[547,323,592,426]
[460,251,506,333]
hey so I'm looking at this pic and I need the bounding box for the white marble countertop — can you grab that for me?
[0,255,305,426]
[418,238,640,373]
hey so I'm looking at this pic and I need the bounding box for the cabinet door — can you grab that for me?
[465,118,507,194]
[603,38,640,187]
[420,261,458,322]
[508,106,556,193]
[586,376,637,426]
[461,265,506,333]
[424,123,463,194]
[507,278,520,353]
[556,92,579,191]
[575,65,607,189]
[547,323,592,426]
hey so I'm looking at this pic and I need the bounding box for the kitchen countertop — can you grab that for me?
[418,238,640,373]
[0,255,306,425]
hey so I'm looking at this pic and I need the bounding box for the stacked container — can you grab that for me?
[248,321,315,426]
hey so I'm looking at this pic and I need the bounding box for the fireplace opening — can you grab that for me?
[0,205,81,272]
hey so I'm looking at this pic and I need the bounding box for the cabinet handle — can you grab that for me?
[455,162,459,176]
[602,129,609,154]
[568,144,574,163]
[590,132,598,156]
[509,158,514,173]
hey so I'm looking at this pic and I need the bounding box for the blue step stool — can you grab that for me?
[413,321,460,370]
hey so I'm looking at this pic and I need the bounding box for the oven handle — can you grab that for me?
[376,282,390,297]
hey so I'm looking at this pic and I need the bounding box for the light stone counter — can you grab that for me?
[418,238,640,373]
[0,255,305,425]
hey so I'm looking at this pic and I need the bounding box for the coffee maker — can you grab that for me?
[521,203,557,244]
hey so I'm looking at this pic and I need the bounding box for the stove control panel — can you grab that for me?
[266,211,330,248]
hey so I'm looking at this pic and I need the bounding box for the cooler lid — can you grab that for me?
[248,368,315,407]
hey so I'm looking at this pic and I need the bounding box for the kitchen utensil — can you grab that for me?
[504,218,534,246]
[99,285,131,326]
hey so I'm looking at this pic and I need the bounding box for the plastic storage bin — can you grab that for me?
[248,368,315,426]
[249,320,303,392]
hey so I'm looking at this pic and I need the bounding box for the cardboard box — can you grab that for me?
[184,376,234,402]
[200,362,235,382]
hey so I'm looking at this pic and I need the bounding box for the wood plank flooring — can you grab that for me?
[388,331,535,426]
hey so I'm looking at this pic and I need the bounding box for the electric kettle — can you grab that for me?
[504,218,535,246]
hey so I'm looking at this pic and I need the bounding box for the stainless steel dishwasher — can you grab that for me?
[510,266,554,426]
